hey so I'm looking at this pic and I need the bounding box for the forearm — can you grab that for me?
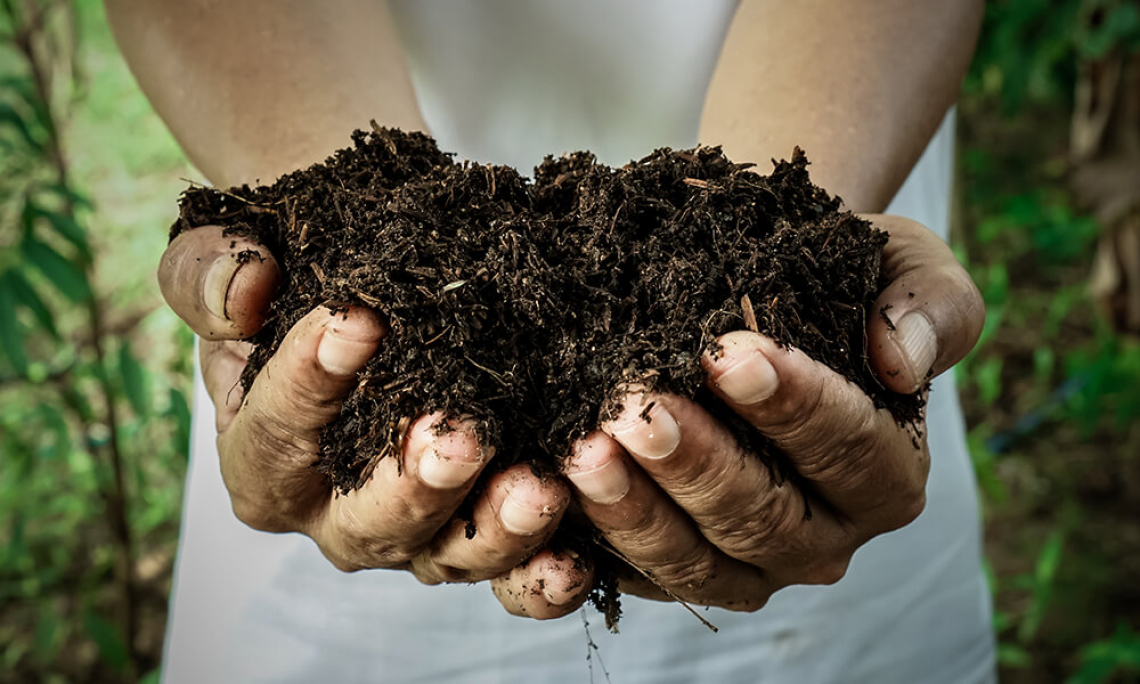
[700,0,983,213]
[105,0,426,187]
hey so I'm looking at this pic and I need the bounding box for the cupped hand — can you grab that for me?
[493,214,983,616]
[161,225,581,592]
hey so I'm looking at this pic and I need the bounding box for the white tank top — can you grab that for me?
[162,3,995,681]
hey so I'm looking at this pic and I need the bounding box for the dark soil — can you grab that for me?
[173,125,924,626]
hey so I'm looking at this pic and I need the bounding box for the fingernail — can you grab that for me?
[317,316,378,376]
[607,399,681,460]
[500,487,556,536]
[542,550,583,604]
[896,312,937,384]
[543,572,581,605]
[566,443,630,504]
[417,447,481,489]
[204,254,243,320]
[715,349,779,405]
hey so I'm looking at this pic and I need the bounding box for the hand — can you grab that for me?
[493,214,984,616]
[160,225,584,598]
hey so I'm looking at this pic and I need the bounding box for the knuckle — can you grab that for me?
[714,489,800,562]
[801,557,851,586]
[279,366,344,417]
[431,564,473,584]
[652,549,720,596]
[887,488,927,531]
[409,557,469,585]
[794,408,882,484]
[477,537,546,577]
[324,550,366,574]
[331,503,418,569]
[719,591,771,613]
[946,265,986,348]
[241,401,323,464]
[764,368,829,443]
[229,496,290,533]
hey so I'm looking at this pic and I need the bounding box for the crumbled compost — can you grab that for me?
[173,125,924,627]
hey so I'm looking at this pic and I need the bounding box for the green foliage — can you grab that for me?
[957,3,1140,683]
[1,1,192,681]
[1076,1,1140,58]
[83,610,128,672]
[967,0,1084,110]
[1069,623,1140,684]
[1062,326,1140,432]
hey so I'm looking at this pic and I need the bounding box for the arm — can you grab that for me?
[109,1,582,606]
[701,0,983,212]
[106,0,426,186]
[497,1,986,616]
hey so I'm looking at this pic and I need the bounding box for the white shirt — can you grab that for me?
[163,2,996,681]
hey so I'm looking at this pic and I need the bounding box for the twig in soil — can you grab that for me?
[423,325,452,346]
[741,294,758,333]
[598,542,719,633]
[464,355,511,387]
[179,177,277,210]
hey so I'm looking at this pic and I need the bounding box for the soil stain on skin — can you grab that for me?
[173,126,925,626]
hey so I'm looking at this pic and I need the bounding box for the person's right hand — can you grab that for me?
[160,225,585,596]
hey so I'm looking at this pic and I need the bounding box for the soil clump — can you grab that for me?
[173,125,924,626]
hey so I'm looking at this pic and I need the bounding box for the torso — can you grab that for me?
[162,3,994,681]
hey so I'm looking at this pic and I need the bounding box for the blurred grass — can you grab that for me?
[1,1,1139,682]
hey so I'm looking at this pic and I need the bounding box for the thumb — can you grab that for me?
[158,225,281,339]
[218,305,385,531]
[864,214,985,394]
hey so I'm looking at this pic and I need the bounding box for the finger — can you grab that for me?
[597,394,852,588]
[314,413,494,572]
[863,214,985,393]
[703,331,929,532]
[565,431,774,609]
[159,225,281,339]
[411,464,570,582]
[219,305,385,532]
[491,549,594,620]
[199,339,253,432]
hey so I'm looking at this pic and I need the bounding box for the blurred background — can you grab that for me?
[1,1,1138,682]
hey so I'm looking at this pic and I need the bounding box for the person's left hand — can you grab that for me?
[490,214,984,617]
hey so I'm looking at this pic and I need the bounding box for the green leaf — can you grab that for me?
[32,610,62,662]
[1019,529,1066,643]
[38,207,92,263]
[36,404,70,461]
[998,642,1033,668]
[0,102,41,152]
[40,182,94,210]
[975,357,1005,408]
[3,268,58,339]
[0,284,28,375]
[63,384,95,423]
[118,341,150,417]
[168,387,192,462]
[0,74,51,136]
[968,425,1008,504]
[1068,623,1140,684]
[21,238,91,303]
[140,669,163,684]
[82,611,127,671]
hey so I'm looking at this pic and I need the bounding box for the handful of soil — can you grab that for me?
[173,125,923,623]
